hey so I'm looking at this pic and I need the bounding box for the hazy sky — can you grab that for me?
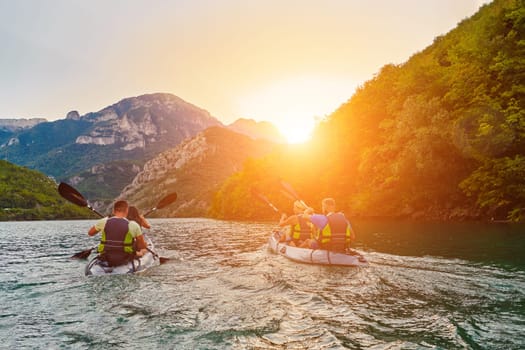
[0,0,490,141]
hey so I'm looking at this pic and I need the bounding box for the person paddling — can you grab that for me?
[127,206,151,229]
[127,205,151,254]
[278,200,314,247]
[304,198,355,253]
[87,200,148,266]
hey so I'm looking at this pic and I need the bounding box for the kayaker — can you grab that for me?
[278,200,314,247]
[304,198,355,252]
[87,200,148,266]
[127,206,151,229]
[127,206,150,254]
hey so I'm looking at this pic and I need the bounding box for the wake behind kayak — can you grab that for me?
[85,235,160,276]
[268,231,368,267]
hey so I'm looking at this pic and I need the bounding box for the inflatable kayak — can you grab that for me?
[268,232,368,267]
[85,234,161,276]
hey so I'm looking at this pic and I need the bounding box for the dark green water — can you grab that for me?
[0,218,524,349]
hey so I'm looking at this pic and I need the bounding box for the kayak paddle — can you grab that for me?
[59,182,175,262]
[250,187,282,214]
[58,182,104,217]
[71,246,97,259]
[143,192,178,216]
[58,182,104,259]
[279,179,310,209]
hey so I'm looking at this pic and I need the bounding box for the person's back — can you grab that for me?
[279,201,313,246]
[98,216,135,266]
[88,200,145,266]
[319,212,351,252]
[307,198,355,252]
[292,214,312,244]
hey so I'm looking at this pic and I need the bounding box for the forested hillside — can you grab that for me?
[211,0,525,222]
[119,127,276,217]
[0,160,92,220]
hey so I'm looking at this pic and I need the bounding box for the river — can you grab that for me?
[0,218,524,349]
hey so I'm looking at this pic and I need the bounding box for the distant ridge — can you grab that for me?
[227,118,285,144]
[0,118,47,132]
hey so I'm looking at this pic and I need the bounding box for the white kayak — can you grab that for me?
[268,232,368,267]
[85,234,161,276]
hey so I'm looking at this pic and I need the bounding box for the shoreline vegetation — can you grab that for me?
[0,160,94,221]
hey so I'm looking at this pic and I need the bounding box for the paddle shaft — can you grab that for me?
[60,183,175,261]
[251,188,283,214]
[280,180,310,209]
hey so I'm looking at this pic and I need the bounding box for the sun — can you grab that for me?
[237,75,357,144]
[276,119,315,144]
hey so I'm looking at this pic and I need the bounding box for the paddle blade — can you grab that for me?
[71,247,93,259]
[58,182,88,207]
[143,192,178,216]
[159,257,170,264]
[156,192,178,209]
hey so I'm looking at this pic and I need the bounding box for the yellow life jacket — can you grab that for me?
[98,217,135,255]
[290,214,311,242]
[318,213,353,252]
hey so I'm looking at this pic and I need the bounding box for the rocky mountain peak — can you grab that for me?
[74,93,222,150]
[66,111,81,120]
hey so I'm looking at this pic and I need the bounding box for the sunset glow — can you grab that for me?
[238,76,356,143]
[277,119,315,144]
[0,1,490,130]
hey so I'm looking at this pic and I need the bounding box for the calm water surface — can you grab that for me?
[0,218,524,349]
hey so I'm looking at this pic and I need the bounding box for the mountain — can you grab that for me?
[66,160,143,212]
[73,93,220,151]
[0,159,91,220]
[0,118,47,132]
[118,127,277,217]
[227,118,285,143]
[1,93,223,208]
[0,118,47,145]
[210,0,525,222]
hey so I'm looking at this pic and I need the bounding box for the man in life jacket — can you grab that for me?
[278,200,314,247]
[306,198,355,253]
[87,200,148,266]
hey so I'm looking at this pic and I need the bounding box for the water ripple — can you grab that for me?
[0,219,524,349]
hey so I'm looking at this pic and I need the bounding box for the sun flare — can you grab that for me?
[237,76,357,144]
[276,119,315,144]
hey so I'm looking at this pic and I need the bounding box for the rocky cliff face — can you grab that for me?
[0,93,223,209]
[75,93,222,151]
[119,126,276,217]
